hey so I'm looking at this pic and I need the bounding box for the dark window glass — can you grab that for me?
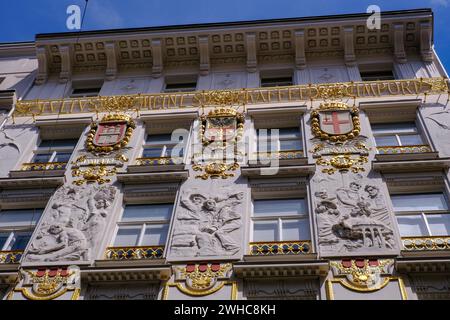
[360,70,395,81]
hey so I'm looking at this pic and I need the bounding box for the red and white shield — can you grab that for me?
[319,110,353,135]
[93,122,127,147]
[204,117,237,142]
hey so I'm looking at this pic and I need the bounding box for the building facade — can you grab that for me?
[0,9,449,300]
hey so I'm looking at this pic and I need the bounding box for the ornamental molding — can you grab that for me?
[13,78,449,117]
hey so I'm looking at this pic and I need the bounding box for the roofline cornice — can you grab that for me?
[34,8,433,41]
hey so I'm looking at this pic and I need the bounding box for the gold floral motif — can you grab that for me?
[316,154,368,175]
[329,259,394,292]
[193,162,239,179]
[136,157,181,166]
[20,162,67,171]
[99,96,138,112]
[249,241,312,255]
[178,263,232,294]
[377,144,432,154]
[420,77,449,94]
[105,246,165,260]
[402,236,450,251]
[72,164,117,185]
[256,150,303,160]
[0,250,23,263]
[200,90,243,106]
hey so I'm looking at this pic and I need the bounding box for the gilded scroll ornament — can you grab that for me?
[10,267,80,300]
[170,263,233,296]
[316,154,368,174]
[329,259,394,292]
[193,162,239,179]
[72,164,117,185]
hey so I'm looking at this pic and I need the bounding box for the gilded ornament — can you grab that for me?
[193,162,239,179]
[72,164,117,185]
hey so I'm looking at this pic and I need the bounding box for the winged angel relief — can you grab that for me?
[170,189,243,257]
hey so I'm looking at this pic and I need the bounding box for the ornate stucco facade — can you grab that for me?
[0,9,450,300]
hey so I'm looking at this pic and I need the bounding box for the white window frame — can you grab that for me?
[112,203,173,247]
[31,139,77,163]
[250,198,310,242]
[372,122,424,148]
[142,133,184,158]
[256,127,303,153]
[0,208,43,251]
[393,192,450,237]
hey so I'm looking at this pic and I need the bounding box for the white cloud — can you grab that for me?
[86,1,125,29]
[431,0,449,7]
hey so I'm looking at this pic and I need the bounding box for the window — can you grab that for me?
[70,87,101,97]
[251,198,310,242]
[257,127,302,153]
[113,204,173,247]
[142,133,184,158]
[31,139,78,163]
[392,193,450,237]
[371,122,424,148]
[260,76,293,87]
[163,82,197,93]
[70,80,103,98]
[0,208,43,251]
[360,70,395,81]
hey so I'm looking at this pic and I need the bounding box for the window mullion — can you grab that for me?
[4,231,15,251]
[395,134,402,146]
[422,212,433,236]
[138,224,146,246]
[278,217,282,241]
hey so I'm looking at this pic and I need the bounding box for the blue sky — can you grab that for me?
[1,0,449,69]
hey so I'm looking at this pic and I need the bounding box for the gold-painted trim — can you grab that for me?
[13,77,449,117]
[402,236,450,251]
[0,250,23,264]
[325,277,407,300]
[162,281,237,299]
[248,240,312,255]
[377,145,432,154]
[20,162,67,171]
[10,287,80,301]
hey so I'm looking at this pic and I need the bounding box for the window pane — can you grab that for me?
[141,224,169,246]
[253,221,278,241]
[279,140,302,151]
[9,232,32,250]
[427,214,450,236]
[122,204,173,222]
[38,139,78,149]
[146,134,180,145]
[399,134,423,146]
[278,128,301,139]
[164,146,184,157]
[372,123,417,134]
[142,147,164,158]
[374,136,398,146]
[396,215,428,236]
[53,152,72,162]
[0,233,10,250]
[113,227,141,246]
[254,199,306,217]
[0,209,42,228]
[282,219,310,241]
[392,193,448,212]
[32,153,52,163]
